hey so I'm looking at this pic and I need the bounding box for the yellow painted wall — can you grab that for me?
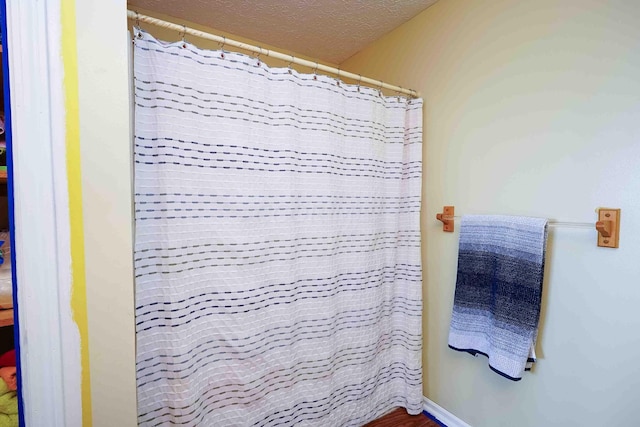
[61,0,92,425]
[342,0,640,426]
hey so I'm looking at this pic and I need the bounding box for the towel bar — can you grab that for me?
[435,206,621,248]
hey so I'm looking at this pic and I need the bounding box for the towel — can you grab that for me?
[0,376,17,427]
[448,215,548,381]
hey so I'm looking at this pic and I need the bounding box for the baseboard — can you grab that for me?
[423,396,473,427]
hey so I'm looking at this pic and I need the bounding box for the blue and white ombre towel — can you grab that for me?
[448,215,548,381]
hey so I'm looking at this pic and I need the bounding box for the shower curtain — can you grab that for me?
[133,29,423,427]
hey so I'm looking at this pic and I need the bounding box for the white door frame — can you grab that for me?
[5,1,83,426]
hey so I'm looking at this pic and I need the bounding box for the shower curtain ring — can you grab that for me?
[288,55,294,74]
[220,36,226,58]
[134,12,142,38]
[378,80,384,96]
[336,68,341,86]
[313,62,319,80]
[357,75,362,92]
[255,47,262,67]
[181,25,187,48]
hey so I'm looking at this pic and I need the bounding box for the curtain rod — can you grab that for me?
[127,10,419,98]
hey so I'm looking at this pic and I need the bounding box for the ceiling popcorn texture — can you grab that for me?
[128,0,439,64]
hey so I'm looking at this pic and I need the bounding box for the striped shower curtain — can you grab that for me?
[133,29,423,426]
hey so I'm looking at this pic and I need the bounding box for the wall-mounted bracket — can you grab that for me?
[596,208,620,248]
[436,206,455,232]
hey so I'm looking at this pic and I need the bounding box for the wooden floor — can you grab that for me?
[364,408,442,427]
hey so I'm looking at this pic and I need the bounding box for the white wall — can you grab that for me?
[342,0,640,426]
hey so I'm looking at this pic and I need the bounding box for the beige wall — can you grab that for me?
[74,1,640,425]
[342,0,640,426]
[77,1,137,425]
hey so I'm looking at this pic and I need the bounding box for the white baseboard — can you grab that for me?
[423,396,473,427]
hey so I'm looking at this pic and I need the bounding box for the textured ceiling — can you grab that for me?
[128,0,439,64]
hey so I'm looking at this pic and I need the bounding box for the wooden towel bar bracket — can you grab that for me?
[596,208,620,248]
[435,205,621,248]
[436,206,455,232]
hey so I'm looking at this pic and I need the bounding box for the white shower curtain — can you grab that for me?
[133,29,423,427]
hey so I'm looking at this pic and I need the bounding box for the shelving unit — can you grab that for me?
[0,37,12,331]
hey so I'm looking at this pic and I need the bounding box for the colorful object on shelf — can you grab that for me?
[0,350,14,369]
[0,350,18,427]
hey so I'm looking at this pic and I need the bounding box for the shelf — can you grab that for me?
[0,309,13,327]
